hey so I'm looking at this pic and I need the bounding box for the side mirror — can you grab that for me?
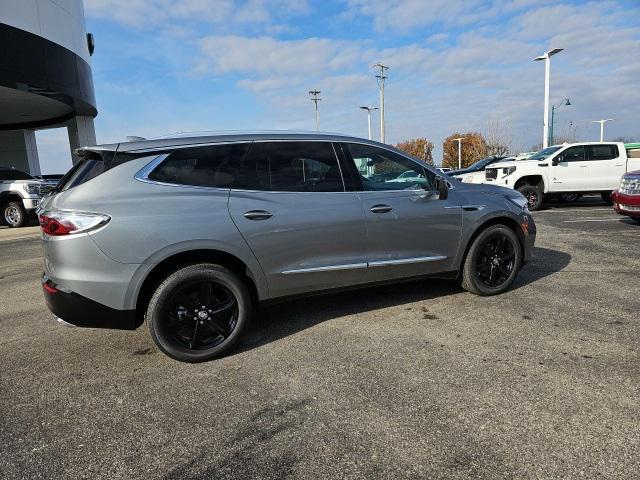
[435,176,449,200]
[552,156,561,166]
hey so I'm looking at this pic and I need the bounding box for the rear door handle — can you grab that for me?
[370,204,393,214]
[244,210,273,220]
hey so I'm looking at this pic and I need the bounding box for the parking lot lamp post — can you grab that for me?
[591,119,613,142]
[373,63,389,143]
[550,98,571,145]
[309,90,321,131]
[453,137,463,169]
[360,106,378,140]
[534,48,563,148]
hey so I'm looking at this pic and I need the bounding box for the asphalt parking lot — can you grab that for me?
[1,198,639,479]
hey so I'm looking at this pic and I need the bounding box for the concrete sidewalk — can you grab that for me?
[0,225,40,242]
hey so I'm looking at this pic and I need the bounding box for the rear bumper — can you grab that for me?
[612,191,640,218]
[42,275,139,330]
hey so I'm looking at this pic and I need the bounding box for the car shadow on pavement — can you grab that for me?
[511,246,571,290]
[238,277,461,354]
[237,246,570,354]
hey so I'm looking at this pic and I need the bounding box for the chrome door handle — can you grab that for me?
[244,210,273,220]
[370,204,393,214]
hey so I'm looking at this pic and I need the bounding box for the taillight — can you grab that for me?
[38,211,110,236]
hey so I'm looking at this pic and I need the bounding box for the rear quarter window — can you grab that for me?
[148,143,251,188]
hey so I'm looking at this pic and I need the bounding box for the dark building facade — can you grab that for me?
[0,0,97,174]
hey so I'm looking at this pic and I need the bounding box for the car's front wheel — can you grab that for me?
[517,185,543,211]
[461,225,523,296]
[2,201,27,228]
[147,263,252,362]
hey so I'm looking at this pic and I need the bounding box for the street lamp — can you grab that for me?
[309,90,321,131]
[549,97,571,145]
[453,137,463,169]
[591,119,613,142]
[359,106,378,140]
[534,48,563,148]
[373,63,389,143]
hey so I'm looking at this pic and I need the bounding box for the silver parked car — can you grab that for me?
[38,132,536,362]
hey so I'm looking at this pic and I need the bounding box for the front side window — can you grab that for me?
[588,144,618,161]
[234,141,344,192]
[345,143,434,191]
[559,146,585,162]
[149,143,250,188]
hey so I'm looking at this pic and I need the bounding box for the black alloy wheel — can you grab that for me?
[147,264,252,362]
[461,225,522,295]
[516,185,543,211]
[474,233,516,288]
[162,280,238,351]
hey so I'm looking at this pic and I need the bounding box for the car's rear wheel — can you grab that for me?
[147,263,252,362]
[3,201,27,228]
[461,225,522,296]
[517,185,543,211]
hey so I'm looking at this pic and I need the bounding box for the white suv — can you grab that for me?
[0,167,46,227]
[483,142,640,210]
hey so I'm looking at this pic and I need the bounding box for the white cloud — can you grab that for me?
[85,0,310,28]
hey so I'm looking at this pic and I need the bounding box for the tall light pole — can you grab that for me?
[534,48,563,148]
[550,97,571,145]
[309,90,321,131]
[591,119,613,142]
[359,106,378,140]
[373,63,389,143]
[453,137,463,169]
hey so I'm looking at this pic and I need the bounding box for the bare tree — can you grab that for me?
[485,118,512,156]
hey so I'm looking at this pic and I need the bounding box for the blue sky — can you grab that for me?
[38,0,640,172]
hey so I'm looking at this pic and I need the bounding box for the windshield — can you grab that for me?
[529,146,562,161]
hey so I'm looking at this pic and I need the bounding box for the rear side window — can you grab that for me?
[149,143,250,188]
[588,144,618,160]
[234,142,344,192]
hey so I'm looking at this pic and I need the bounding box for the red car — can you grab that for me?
[612,170,640,223]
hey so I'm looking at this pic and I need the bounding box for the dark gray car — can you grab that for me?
[38,132,536,362]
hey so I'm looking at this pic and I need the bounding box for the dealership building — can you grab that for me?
[0,0,96,174]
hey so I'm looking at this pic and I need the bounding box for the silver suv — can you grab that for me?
[38,132,536,362]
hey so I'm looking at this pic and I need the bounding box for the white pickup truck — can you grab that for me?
[482,142,640,210]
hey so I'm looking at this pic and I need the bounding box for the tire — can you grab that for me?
[601,192,613,205]
[461,225,523,296]
[516,185,544,211]
[147,263,252,362]
[2,201,27,228]
[631,217,640,225]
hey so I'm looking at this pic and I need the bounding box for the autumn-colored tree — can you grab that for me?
[394,138,434,165]
[442,132,488,170]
